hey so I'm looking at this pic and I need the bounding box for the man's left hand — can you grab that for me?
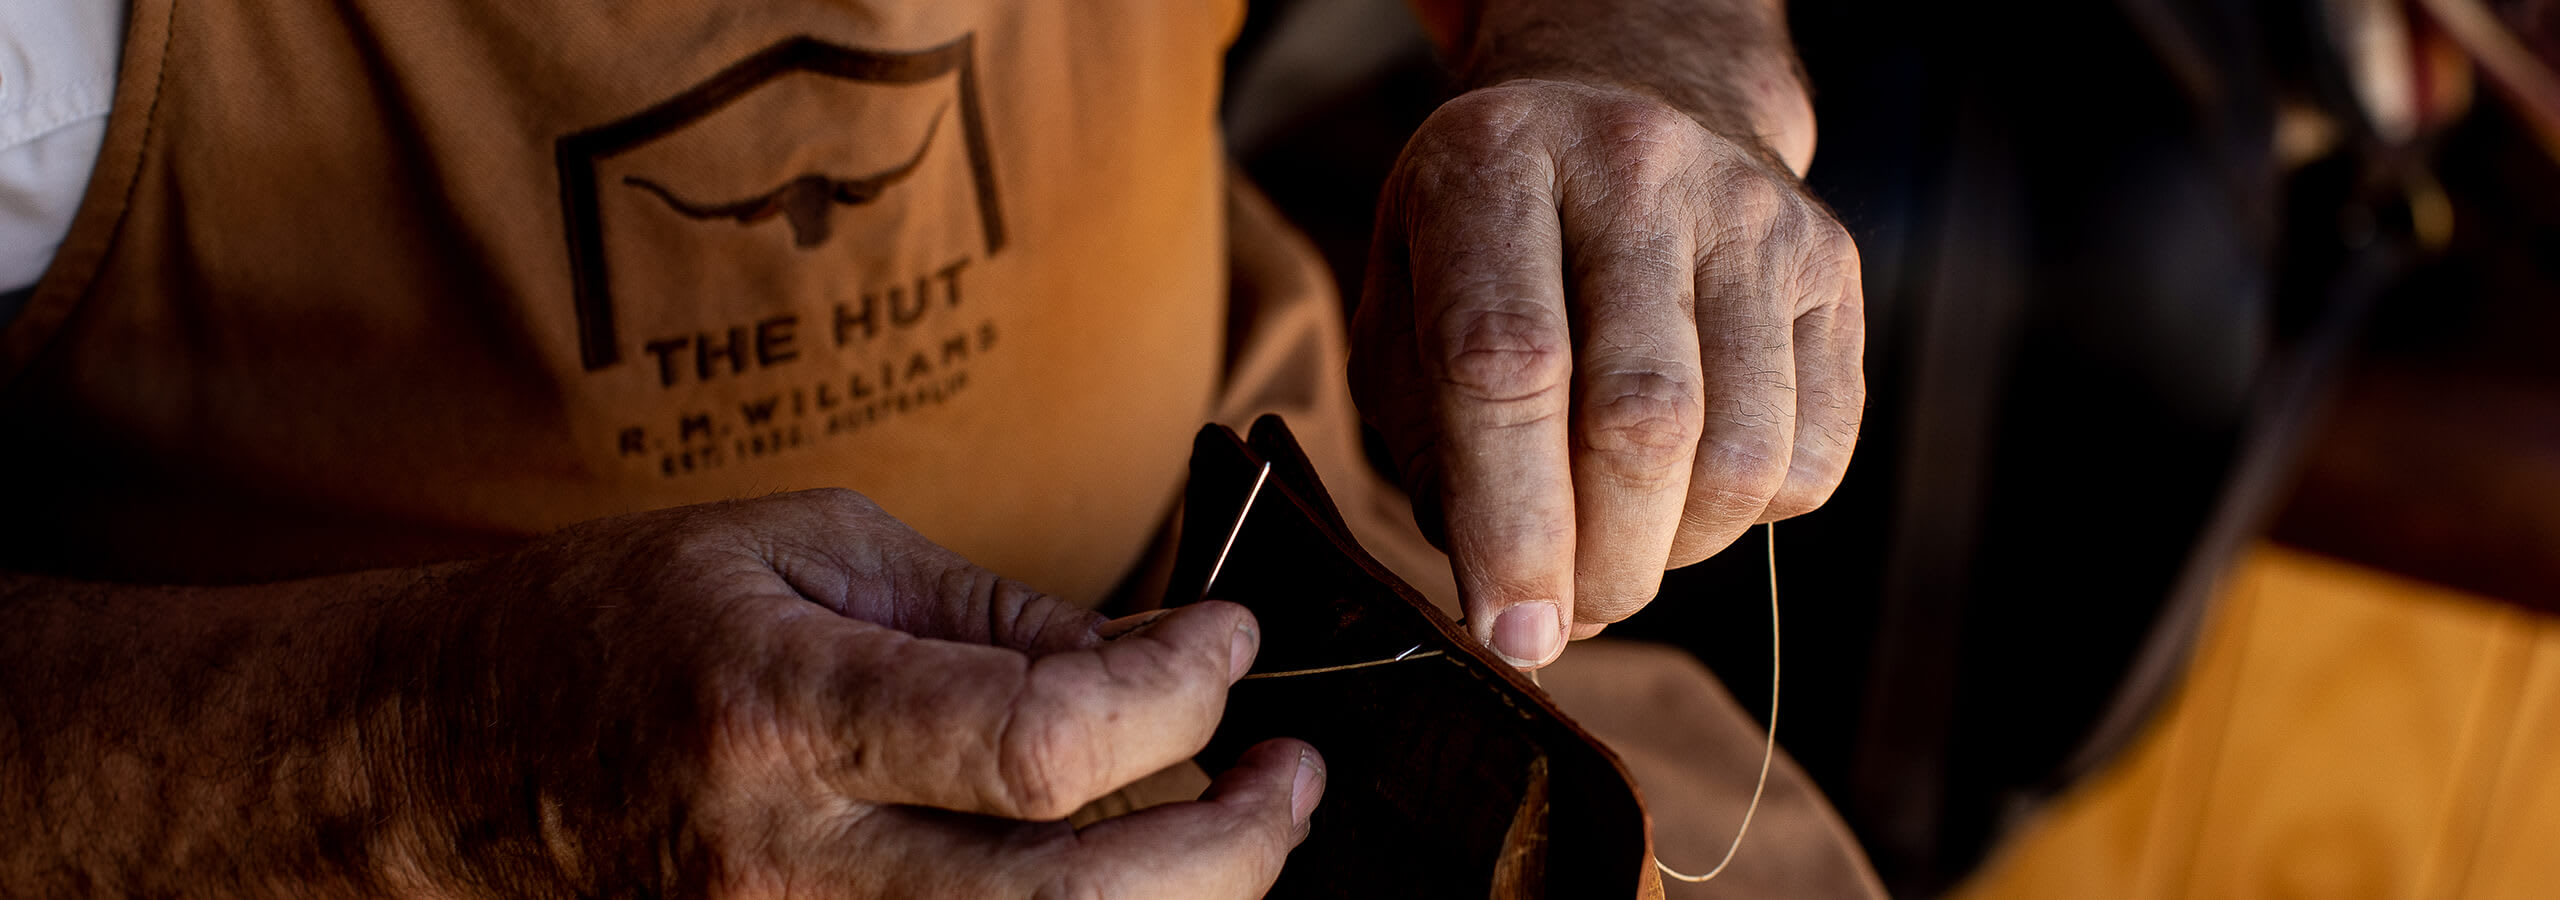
[1351,78,1865,668]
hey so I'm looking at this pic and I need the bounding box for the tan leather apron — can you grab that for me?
[1,2,1884,893]
[3,0,1240,601]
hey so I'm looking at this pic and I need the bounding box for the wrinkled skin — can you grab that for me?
[428,490,1326,898]
[0,490,1321,899]
[1354,79,1866,668]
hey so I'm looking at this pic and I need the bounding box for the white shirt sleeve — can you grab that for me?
[0,0,126,301]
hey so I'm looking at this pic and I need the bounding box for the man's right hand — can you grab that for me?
[0,489,1321,898]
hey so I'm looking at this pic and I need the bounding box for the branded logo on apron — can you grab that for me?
[556,35,1006,373]
[556,35,1010,478]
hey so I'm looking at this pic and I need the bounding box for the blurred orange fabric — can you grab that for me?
[1954,546,2560,900]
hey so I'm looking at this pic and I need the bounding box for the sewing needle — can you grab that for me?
[1197,461,1271,602]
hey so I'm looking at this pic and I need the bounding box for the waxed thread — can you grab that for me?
[1200,472,1780,884]
[1240,644,1447,680]
[1654,520,1778,884]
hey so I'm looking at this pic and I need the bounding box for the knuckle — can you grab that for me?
[787,486,886,526]
[1587,102,1700,183]
[1710,167,1792,224]
[1577,369,1703,482]
[1596,99,1696,150]
[1436,306,1571,406]
[1429,87,1541,144]
[1808,214,1859,267]
[1787,214,1863,296]
[995,716,1094,822]
[990,673,1110,822]
[1407,94,1543,190]
[1764,467,1845,521]
[1690,432,1790,516]
[1695,178,1792,260]
[1767,428,1860,522]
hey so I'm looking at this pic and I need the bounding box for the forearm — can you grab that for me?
[1413,0,1815,171]
[0,569,553,896]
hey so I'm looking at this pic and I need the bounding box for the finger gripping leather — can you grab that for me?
[1170,416,1657,899]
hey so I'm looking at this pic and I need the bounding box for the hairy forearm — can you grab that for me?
[0,569,554,896]
[1412,0,1815,171]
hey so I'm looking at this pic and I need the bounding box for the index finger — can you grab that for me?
[1404,134,1576,669]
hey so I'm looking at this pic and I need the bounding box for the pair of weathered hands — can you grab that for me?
[7,81,1861,897]
[409,80,1858,897]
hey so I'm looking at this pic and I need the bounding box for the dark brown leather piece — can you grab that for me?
[1171,417,1660,899]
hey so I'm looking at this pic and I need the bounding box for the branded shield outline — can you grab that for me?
[557,34,1007,373]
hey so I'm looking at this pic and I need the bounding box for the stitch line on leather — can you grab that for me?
[1439,653,1539,724]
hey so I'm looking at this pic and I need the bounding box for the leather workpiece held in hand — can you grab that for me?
[1167,416,1661,899]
